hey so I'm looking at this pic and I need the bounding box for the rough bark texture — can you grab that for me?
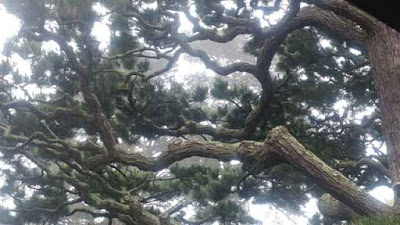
[266,127,392,216]
[367,23,400,183]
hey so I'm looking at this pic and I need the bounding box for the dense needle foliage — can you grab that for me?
[0,0,391,224]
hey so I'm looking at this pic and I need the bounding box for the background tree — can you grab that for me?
[0,0,399,224]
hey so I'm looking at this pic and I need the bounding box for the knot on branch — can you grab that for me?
[266,125,290,138]
[240,140,282,174]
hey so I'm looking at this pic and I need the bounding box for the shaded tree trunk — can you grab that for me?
[366,22,400,207]
[367,23,400,189]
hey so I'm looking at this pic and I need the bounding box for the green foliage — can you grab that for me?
[0,60,11,75]
[211,78,232,99]
[352,216,400,225]
[192,86,208,102]
[0,0,388,224]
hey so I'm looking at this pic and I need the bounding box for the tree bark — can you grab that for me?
[366,23,400,188]
[266,127,392,216]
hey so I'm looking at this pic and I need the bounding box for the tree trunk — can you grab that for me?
[367,23,400,180]
[367,22,400,204]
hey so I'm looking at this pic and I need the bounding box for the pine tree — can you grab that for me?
[0,0,399,224]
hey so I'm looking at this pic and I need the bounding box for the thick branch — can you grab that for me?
[137,117,243,139]
[113,126,393,218]
[2,113,396,221]
[88,140,264,171]
[263,6,367,51]
[85,125,393,217]
[265,126,392,216]
[302,0,379,32]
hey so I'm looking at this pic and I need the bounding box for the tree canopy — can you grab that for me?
[0,0,399,224]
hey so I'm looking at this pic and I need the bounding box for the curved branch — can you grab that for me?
[88,140,263,171]
[160,200,193,224]
[302,0,379,32]
[0,100,93,125]
[252,0,283,16]
[239,5,368,138]
[97,3,368,143]
[183,7,260,43]
[65,208,113,219]
[18,198,82,214]
[174,34,257,76]
[176,215,220,225]
[137,116,243,139]
[0,125,83,163]
[290,6,367,50]
[145,48,183,80]
[110,126,392,217]
[336,158,392,178]
[2,117,396,221]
